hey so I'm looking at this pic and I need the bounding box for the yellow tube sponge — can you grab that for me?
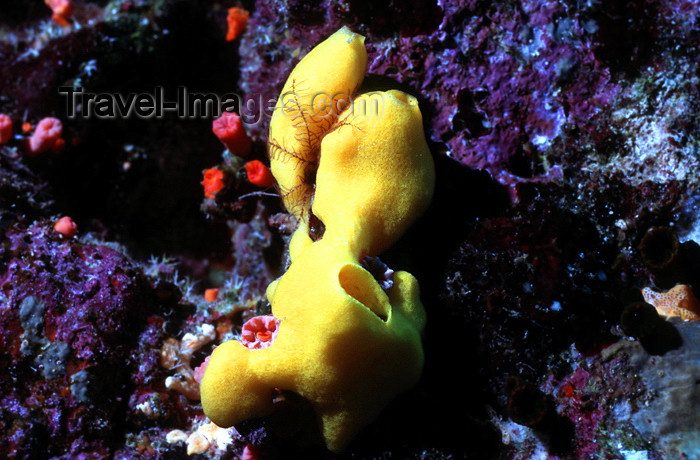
[201,26,434,453]
[314,90,435,256]
[268,26,367,220]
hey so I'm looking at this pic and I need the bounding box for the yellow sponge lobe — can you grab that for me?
[314,90,435,256]
[268,26,367,220]
[202,240,426,451]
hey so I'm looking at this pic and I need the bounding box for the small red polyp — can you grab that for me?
[212,111,251,156]
[240,315,279,350]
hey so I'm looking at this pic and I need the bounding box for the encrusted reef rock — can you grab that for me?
[0,219,185,457]
[500,319,700,460]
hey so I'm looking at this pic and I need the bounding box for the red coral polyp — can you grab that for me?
[201,168,225,199]
[240,315,279,350]
[0,114,13,144]
[194,315,279,384]
[226,7,249,42]
[28,117,63,156]
[53,216,78,238]
[45,0,74,27]
[212,111,251,156]
[245,160,275,187]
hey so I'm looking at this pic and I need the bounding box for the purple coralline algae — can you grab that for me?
[239,0,698,193]
[0,217,187,458]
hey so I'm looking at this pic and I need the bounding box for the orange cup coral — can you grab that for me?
[245,160,275,187]
[53,216,77,238]
[225,7,249,42]
[28,117,63,156]
[212,111,251,155]
[201,168,225,199]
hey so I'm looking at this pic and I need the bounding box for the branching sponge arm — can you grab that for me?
[268,26,367,221]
